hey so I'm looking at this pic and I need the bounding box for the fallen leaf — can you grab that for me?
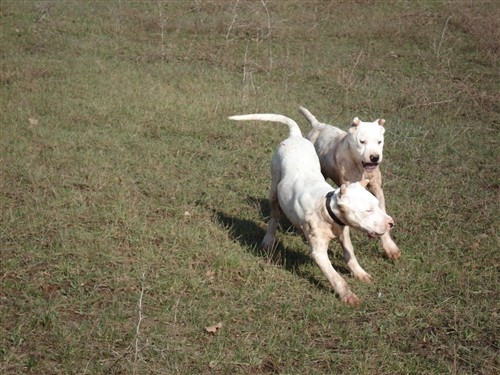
[205,270,215,283]
[28,117,39,128]
[205,322,223,334]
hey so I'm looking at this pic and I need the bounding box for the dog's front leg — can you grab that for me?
[368,181,386,212]
[369,182,401,259]
[380,230,401,259]
[340,226,372,282]
[307,229,360,306]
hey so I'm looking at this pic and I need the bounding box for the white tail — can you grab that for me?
[228,114,302,138]
[298,106,324,129]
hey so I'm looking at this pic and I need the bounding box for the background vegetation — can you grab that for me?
[1,1,498,374]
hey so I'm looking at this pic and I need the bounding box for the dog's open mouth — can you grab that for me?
[362,162,379,171]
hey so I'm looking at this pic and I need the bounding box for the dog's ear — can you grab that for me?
[351,117,361,127]
[378,119,385,126]
[339,184,347,198]
[338,184,350,206]
[360,179,370,188]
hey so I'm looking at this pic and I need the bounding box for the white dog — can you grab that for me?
[229,113,394,305]
[299,106,401,259]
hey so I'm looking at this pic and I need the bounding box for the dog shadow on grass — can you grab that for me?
[213,196,352,292]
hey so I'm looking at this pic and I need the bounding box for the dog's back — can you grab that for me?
[275,132,322,181]
[299,106,346,151]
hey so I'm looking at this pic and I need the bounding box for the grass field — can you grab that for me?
[1,1,499,374]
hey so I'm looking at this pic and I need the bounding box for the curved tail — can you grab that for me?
[298,106,324,129]
[228,114,302,138]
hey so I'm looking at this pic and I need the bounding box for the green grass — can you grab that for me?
[1,1,499,374]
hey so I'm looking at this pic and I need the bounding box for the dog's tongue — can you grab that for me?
[363,163,378,171]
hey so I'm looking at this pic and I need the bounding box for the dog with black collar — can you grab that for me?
[299,106,401,260]
[229,113,394,305]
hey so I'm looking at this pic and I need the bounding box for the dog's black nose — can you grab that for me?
[389,221,394,229]
[370,154,380,163]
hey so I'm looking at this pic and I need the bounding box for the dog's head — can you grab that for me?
[348,118,385,172]
[337,180,394,237]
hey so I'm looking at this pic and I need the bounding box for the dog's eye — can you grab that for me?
[378,141,382,145]
[366,209,373,213]
[360,140,365,144]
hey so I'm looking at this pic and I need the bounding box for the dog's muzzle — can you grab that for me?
[362,154,380,171]
[362,161,379,171]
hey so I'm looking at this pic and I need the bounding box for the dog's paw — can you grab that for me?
[261,235,275,251]
[384,246,401,259]
[382,237,401,259]
[341,292,360,306]
[386,249,401,260]
[355,271,373,283]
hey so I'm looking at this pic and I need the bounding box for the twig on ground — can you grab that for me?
[343,49,364,106]
[226,0,240,40]
[435,16,452,58]
[133,272,146,375]
[157,1,167,59]
[261,0,272,38]
[401,98,453,110]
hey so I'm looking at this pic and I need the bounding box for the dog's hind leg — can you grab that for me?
[340,226,372,282]
[262,162,281,250]
[261,190,280,250]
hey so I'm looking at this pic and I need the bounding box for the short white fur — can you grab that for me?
[229,113,394,305]
[299,106,401,259]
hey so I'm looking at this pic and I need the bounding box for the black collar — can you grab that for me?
[326,191,346,227]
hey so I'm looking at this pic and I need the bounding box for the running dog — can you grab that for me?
[229,113,394,305]
[299,106,401,259]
